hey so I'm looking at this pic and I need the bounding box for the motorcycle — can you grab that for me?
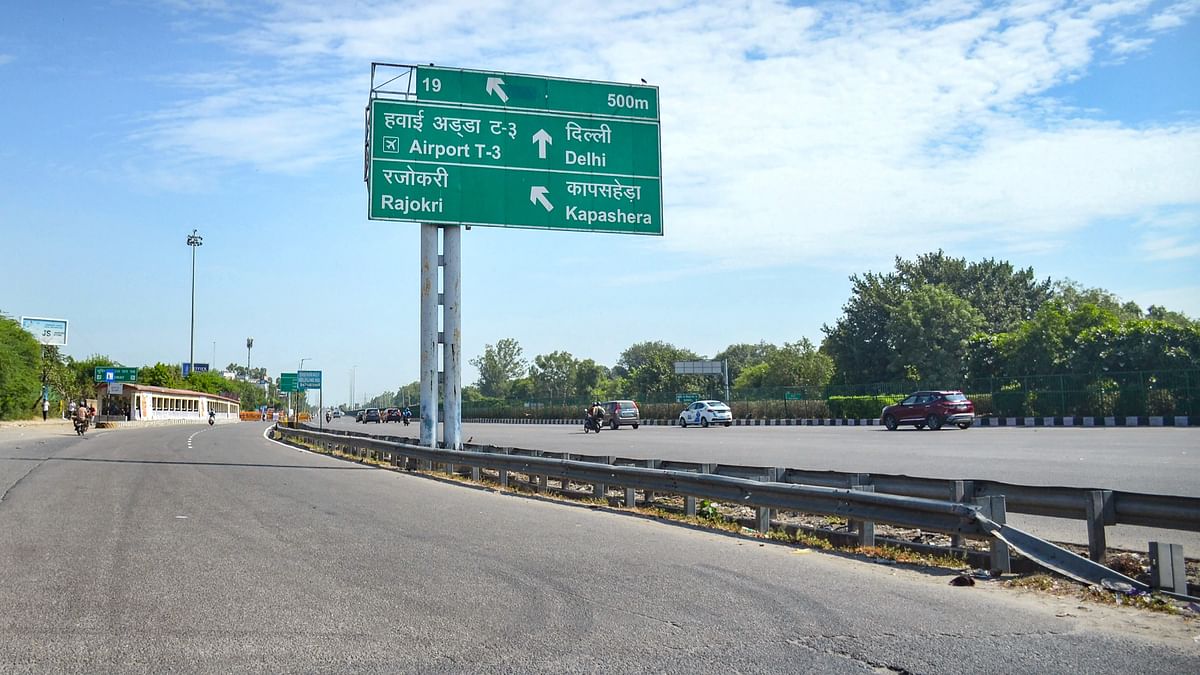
[326,413,332,423]
[402,414,411,427]
[583,411,602,434]
[73,417,88,436]
[208,412,216,426]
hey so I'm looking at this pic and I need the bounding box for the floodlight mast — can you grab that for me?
[186,229,203,375]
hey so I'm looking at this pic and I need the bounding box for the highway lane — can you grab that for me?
[2,421,1197,672]
[329,418,1200,551]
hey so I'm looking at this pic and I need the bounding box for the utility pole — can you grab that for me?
[186,229,203,374]
[246,337,254,377]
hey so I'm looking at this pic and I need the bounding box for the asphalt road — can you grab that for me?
[329,418,1200,552]
[4,420,1194,673]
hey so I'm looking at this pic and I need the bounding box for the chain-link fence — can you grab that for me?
[459,369,1199,420]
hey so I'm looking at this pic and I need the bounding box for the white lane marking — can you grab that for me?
[261,424,319,455]
[186,429,205,449]
[175,515,189,519]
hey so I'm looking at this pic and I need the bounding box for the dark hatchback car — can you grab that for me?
[384,408,403,423]
[881,391,974,430]
[362,408,381,423]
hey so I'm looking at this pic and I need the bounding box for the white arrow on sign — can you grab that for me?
[530,186,553,212]
[531,129,552,159]
[485,77,509,103]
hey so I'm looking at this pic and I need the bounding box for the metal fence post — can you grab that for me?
[854,485,876,547]
[847,473,870,534]
[498,447,511,488]
[976,495,1011,574]
[1085,490,1114,562]
[951,480,974,549]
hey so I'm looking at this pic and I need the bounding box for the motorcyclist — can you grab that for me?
[74,401,89,432]
[208,409,216,425]
[402,406,412,425]
[589,401,605,427]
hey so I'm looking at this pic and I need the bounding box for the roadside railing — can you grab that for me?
[276,424,1198,596]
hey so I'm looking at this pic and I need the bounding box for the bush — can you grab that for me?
[827,395,904,419]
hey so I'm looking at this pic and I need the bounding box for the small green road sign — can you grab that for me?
[297,370,322,390]
[784,392,806,401]
[279,372,298,393]
[94,367,137,383]
[416,66,659,120]
[676,393,700,404]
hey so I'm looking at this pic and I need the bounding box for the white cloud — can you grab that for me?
[1148,0,1200,30]
[136,0,1200,269]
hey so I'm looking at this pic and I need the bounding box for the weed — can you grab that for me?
[856,544,969,569]
[697,499,722,521]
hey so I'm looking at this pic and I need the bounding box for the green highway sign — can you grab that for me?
[676,393,700,404]
[297,370,322,390]
[94,367,137,383]
[366,65,661,235]
[369,161,660,234]
[416,66,659,120]
[784,392,806,401]
[371,100,660,176]
[279,372,298,393]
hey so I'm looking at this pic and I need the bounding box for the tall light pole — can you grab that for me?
[246,337,254,376]
[350,365,357,408]
[186,229,203,374]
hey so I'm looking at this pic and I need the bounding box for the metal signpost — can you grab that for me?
[366,63,662,449]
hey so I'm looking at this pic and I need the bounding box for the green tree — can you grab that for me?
[823,252,1051,383]
[469,338,527,398]
[1052,279,1143,321]
[529,350,579,400]
[617,341,704,398]
[894,251,1051,333]
[0,315,41,419]
[573,359,610,400]
[714,341,777,384]
[138,362,184,388]
[886,285,984,386]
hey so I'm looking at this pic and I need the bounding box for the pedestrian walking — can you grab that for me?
[42,398,49,421]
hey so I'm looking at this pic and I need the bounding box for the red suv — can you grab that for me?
[881,391,974,430]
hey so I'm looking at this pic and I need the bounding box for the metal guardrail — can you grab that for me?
[278,425,1200,593]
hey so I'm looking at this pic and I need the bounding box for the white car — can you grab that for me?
[678,400,733,428]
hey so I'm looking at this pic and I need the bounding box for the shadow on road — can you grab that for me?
[0,456,372,470]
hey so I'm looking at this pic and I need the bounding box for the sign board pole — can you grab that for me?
[443,225,462,450]
[419,223,439,447]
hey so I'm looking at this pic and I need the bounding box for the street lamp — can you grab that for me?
[186,229,203,375]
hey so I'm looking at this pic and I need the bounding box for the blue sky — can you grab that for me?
[1,0,1198,405]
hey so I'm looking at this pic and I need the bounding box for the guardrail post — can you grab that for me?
[1148,542,1186,594]
[643,460,662,505]
[976,495,1011,574]
[593,456,614,503]
[498,447,512,488]
[685,495,698,516]
[853,485,875,547]
[1085,490,1115,562]
[847,473,870,534]
[624,485,636,507]
[950,480,974,549]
